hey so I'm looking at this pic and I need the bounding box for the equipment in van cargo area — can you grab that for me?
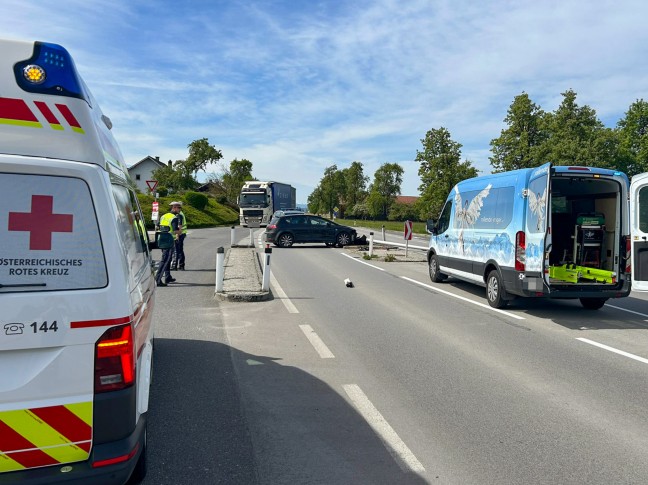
[0,38,154,484]
[427,163,631,309]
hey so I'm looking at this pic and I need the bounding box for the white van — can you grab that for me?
[630,173,648,292]
[0,40,155,483]
[427,163,632,309]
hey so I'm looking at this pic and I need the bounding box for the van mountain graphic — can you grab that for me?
[8,195,73,250]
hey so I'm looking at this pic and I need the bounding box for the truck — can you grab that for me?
[426,163,632,310]
[238,181,296,227]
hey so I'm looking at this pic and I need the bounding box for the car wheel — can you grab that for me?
[278,233,294,247]
[336,232,351,247]
[428,255,447,282]
[126,425,147,484]
[579,297,607,310]
[486,269,508,308]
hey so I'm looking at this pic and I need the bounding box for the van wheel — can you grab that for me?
[579,297,607,310]
[486,270,508,308]
[278,233,294,247]
[127,425,147,484]
[428,255,447,282]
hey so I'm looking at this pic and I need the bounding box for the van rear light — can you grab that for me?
[94,324,135,393]
[625,236,631,274]
[515,231,526,272]
[92,443,139,468]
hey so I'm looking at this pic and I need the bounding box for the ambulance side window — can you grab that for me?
[437,200,453,234]
[112,185,149,279]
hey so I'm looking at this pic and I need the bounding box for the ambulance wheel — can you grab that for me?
[127,425,147,484]
[579,297,607,310]
[278,233,294,247]
[486,270,508,308]
[428,255,447,282]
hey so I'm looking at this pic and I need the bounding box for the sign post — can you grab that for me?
[404,220,413,258]
[151,201,159,223]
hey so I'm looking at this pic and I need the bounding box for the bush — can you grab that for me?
[185,191,209,210]
[157,186,169,197]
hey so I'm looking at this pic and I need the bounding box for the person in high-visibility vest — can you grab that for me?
[170,205,187,271]
[156,202,182,287]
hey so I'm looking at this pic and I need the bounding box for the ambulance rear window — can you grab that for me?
[1,173,107,292]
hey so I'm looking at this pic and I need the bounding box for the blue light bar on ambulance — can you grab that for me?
[13,42,89,103]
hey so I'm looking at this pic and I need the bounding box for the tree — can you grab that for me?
[222,158,254,204]
[616,99,648,177]
[367,163,404,219]
[490,92,547,172]
[152,138,223,192]
[319,165,346,217]
[342,161,369,208]
[537,89,615,168]
[307,186,323,214]
[415,127,478,219]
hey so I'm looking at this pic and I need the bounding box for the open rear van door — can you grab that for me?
[630,172,648,291]
[524,163,552,283]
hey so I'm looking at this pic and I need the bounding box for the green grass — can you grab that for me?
[137,193,239,229]
[333,218,428,235]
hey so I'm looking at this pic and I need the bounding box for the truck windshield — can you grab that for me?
[240,193,267,207]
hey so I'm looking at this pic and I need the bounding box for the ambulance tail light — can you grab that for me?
[515,231,526,272]
[625,236,631,275]
[94,324,135,393]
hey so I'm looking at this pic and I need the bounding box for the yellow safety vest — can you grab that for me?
[159,212,178,240]
[179,211,187,235]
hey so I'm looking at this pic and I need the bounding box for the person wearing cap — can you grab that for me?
[170,202,187,271]
[156,202,182,287]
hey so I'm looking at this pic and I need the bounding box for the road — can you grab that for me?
[144,226,648,484]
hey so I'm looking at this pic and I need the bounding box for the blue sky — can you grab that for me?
[2,0,647,203]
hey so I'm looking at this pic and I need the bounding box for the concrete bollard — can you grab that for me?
[215,246,225,293]
[369,232,374,258]
[262,246,272,291]
[230,226,235,247]
[381,225,386,241]
[249,228,254,247]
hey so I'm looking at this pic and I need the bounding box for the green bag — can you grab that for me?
[156,231,174,249]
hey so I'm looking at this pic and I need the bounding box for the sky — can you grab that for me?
[1,0,647,203]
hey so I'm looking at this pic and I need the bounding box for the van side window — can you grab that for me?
[437,200,453,234]
[111,185,149,279]
[640,186,648,233]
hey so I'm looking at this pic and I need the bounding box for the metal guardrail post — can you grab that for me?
[369,232,374,258]
[262,246,272,291]
[382,225,385,241]
[215,246,225,293]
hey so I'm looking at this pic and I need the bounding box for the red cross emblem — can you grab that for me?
[8,195,74,250]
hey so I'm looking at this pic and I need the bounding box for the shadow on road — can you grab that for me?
[144,338,428,485]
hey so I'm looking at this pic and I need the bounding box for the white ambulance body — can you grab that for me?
[0,39,155,484]
[630,172,648,292]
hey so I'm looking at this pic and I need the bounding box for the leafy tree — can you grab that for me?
[416,127,478,219]
[537,89,615,168]
[388,201,419,221]
[616,99,648,177]
[318,165,346,217]
[367,163,404,219]
[490,92,547,172]
[152,138,223,192]
[342,161,369,208]
[222,158,254,204]
[307,186,323,214]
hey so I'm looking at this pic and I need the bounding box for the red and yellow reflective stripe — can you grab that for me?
[0,402,92,473]
[34,101,64,131]
[56,103,85,134]
[0,97,42,128]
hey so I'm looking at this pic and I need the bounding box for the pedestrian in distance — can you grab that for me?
[170,202,187,271]
[156,202,182,287]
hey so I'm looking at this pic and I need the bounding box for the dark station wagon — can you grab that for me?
[266,214,357,247]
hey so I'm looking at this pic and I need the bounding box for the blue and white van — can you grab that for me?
[427,163,631,309]
[0,39,155,484]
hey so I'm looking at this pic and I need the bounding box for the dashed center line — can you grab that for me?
[299,324,335,358]
[576,338,648,365]
[343,384,425,474]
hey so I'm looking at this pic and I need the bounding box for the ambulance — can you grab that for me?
[0,39,155,483]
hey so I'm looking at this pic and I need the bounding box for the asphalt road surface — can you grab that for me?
[143,226,648,484]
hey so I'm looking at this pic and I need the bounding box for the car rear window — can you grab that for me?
[1,173,107,293]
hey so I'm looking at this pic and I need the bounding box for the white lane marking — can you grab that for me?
[270,273,299,314]
[343,384,425,473]
[605,303,648,325]
[340,252,385,271]
[401,276,526,320]
[299,324,335,358]
[576,338,648,365]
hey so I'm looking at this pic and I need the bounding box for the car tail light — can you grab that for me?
[625,236,631,274]
[95,324,135,393]
[267,224,277,230]
[515,231,526,272]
